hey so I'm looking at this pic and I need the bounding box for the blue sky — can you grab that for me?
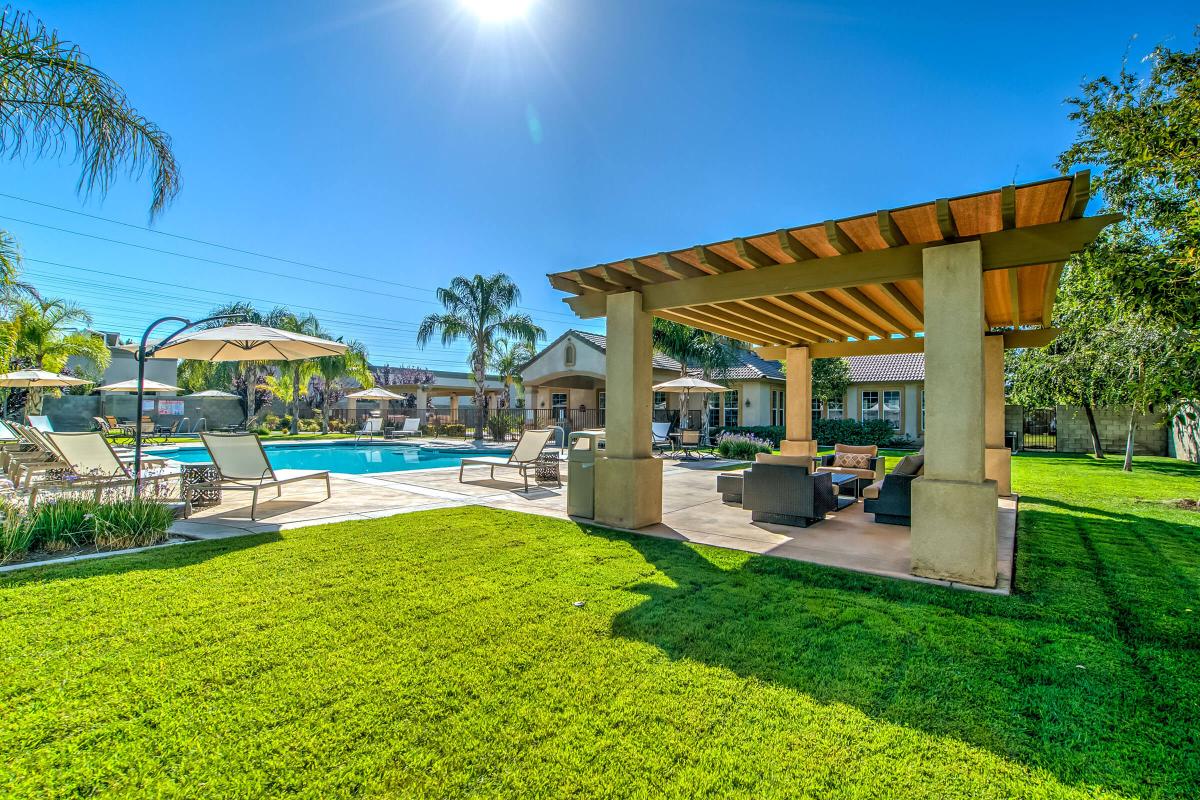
[4,1,1196,370]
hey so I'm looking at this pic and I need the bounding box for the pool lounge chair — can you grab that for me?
[200,432,331,520]
[458,428,556,493]
[391,417,421,438]
[26,415,53,432]
[354,416,383,442]
[38,432,178,505]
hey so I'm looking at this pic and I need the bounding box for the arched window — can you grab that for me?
[564,341,576,368]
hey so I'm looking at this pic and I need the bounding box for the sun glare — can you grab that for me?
[460,0,533,22]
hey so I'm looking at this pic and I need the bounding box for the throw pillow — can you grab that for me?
[833,452,871,470]
[892,454,925,475]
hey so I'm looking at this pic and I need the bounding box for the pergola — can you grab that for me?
[546,172,1117,587]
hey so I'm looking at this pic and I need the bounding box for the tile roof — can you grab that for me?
[557,332,923,384]
[846,353,925,383]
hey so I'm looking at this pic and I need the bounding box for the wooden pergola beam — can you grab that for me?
[733,237,777,268]
[876,210,908,247]
[624,259,673,283]
[842,286,914,337]
[728,298,843,342]
[655,307,776,346]
[715,301,823,344]
[574,270,618,292]
[801,291,888,339]
[754,327,1061,360]
[777,229,817,261]
[658,252,705,278]
[824,220,860,255]
[764,294,869,340]
[1008,269,1021,329]
[877,282,924,327]
[694,245,741,274]
[936,198,958,239]
[561,215,1120,319]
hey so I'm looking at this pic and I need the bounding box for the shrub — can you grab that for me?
[91,498,175,549]
[715,432,773,461]
[715,420,900,448]
[28,498,94,552]
[327,419,345,433]
[485,415,511,442]
[279,414,294,432]
[437,423,467,438]
[263,414,282,431]
[299,418,320,433]
[251,426,271,436]
[712,426,785,446]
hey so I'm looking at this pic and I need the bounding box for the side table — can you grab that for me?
[181,462,222,507]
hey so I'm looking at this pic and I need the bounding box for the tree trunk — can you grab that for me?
[1123,407,1136,473]
[320,382,330,434]
[243,366,255,429]
[1083,401,1105,459]
[474,358,486,442]
[291,363,301,435]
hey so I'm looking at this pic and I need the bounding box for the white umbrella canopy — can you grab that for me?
[97,379,182,393]
[0,369,91,387]
[652,376,726,392]
[150,323,348,362]
[185,389,239,398]
[345,387,406,400]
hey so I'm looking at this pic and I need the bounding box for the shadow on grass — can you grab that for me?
[0,531,284,587]
[1015,449,1200,480]
[584,499,1200,796]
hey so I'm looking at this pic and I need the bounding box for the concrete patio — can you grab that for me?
[171,460,1016,593]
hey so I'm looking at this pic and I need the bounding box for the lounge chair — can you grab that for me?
[651,421,673,454]
[26,415,53,432]
[37,432,178,504]
[14,424,166,489]
[458,428,557,492]
[390,417,421,438]
[354,416,383,442]
[200,432,330,520]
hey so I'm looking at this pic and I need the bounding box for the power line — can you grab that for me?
[0,202,588,322]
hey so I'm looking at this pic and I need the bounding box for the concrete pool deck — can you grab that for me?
[171,459,1016,594]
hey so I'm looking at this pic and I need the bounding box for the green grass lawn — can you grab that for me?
[1,453,1197,797]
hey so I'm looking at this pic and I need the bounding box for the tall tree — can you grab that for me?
[811,358,851,417]
[489,338,534,408]
[651,319,742,430]
[0,7,181,285]
[313,340,371,433]
[417,274,544,441]
[8,298,110,414]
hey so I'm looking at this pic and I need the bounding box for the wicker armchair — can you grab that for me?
[741,460,837,528]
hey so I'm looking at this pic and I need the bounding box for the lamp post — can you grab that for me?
[133,314,243,494]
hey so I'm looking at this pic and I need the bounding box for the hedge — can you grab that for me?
[713,418,904,448]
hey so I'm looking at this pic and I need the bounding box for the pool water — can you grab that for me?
[158,442,510,475]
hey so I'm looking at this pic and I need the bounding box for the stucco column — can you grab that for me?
[911,240,998,587]
[983,333,1012,496]
[594,292,662,528]
[780,346,817,457]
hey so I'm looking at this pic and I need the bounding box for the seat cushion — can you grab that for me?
[816,466,876,479]
[862,479,884,500]
[891,453,925,476]
[755,453,811,468]
[834,443,878,457]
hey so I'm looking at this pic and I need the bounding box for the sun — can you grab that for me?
[460,0,533,22]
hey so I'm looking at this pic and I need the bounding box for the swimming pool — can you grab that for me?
[157,442,511,475]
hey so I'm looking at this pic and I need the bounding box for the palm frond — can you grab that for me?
[0,7,181,218]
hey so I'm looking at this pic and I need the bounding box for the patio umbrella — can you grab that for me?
[0,369,91,387]
[345,387,406,400]
[652,376,726,431]
[148,322,348,361]
[97,379,182,393]
[185,389,239,398]
[0,369,93,418]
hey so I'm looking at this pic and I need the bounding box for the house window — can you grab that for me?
[598,390,606,426]
[564,342,576,368]
[861,391,880,421]
[708,393,721,430]
[811,398,822,426]
[653,391,668,410]
[826,398,844,420]
[551,392,568,421]
[883,390,901,429]
[723,390,739,427]
[770,389,785,427]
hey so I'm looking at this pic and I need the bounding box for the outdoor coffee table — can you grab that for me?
[828,473,859,510]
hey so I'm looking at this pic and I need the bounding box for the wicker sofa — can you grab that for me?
[730,453,838,528]
[862,452,925,525]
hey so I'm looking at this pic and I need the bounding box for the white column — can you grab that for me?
[911,241,998,587]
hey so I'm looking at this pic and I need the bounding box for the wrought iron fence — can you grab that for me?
[1021,407,1057,450]
[329,406,710,440]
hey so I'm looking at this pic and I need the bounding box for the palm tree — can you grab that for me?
[0,8,180,218]
[313,340,372,433]
[417,274,545,441]
[651,319,740,431]
[8,298,110,414]
[268,311,324,435]
[0,8,181,289]
[490,338,534,408]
